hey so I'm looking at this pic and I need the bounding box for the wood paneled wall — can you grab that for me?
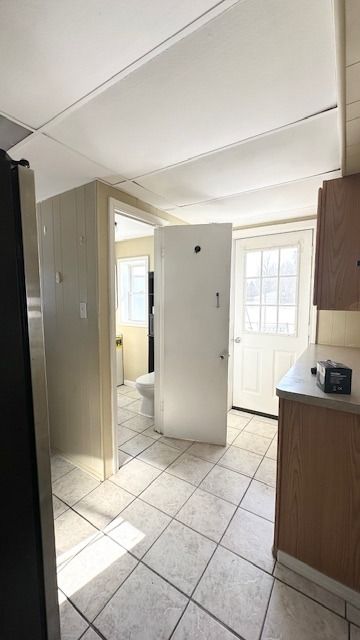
[317,310,360,347]
[38,180,185,480]
[37,183,105,479]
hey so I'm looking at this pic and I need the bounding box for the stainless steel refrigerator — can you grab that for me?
[0,149,60,639]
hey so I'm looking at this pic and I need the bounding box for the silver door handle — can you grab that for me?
[233,337,241,343]
[219,352,230,360]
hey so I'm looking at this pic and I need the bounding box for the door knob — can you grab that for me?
[233,337,241,343]
[219,352,230,360]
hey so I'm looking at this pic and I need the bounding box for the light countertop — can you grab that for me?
[276,344,360,415]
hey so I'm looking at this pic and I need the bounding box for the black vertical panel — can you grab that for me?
[0,157,48,639]
[148,271,154,372]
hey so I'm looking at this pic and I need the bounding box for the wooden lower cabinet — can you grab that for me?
[274,398,360,591]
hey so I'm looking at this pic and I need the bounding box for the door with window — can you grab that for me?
[233,230,313,416]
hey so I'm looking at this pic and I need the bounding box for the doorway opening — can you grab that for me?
[113,213,155,468]
[231,224,315,418]
[108,198,168,473]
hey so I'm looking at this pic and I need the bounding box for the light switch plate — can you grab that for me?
[80,302,87,319]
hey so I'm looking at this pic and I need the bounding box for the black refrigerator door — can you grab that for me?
[0,151,60,639]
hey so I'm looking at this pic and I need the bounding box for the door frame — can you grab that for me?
[108,197,169,474]
[229,218,317,411]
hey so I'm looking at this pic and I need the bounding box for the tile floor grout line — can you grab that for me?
[217,539,275,577]
[118,430,187,469]
[78,623,107,640]
[81,556,141,637]
[56,524,105,574]
[258,572,276,640]
[138,484,198,519]
[239,502,274,524]
[218,468,255,539]
[136,442,186,471]
[51,464,78,484]
[216,449,272,481]
[167,599,192,640]
[119,433,162,458]
[52,477,101,512]
[188,599,248,640]
[58,587,95,638]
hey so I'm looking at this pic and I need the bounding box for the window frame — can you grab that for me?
[117,255,149,327]
[242,243,300,337]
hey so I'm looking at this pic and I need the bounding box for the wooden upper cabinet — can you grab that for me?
[314,174,360,310]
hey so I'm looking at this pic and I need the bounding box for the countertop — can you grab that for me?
[276,344,360,414]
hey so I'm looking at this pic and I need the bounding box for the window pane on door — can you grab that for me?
[262,277,277,305]
[244,306,260,332]
[245,278,260,304]
[278,306,296,335]
[279,276,296,305]
[243,245,299,336]
[280,247,298,275]
[245,251,261,277]
[261,306,277,333]
[262,249,279,276]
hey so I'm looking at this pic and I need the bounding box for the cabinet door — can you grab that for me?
[317,175,360,310]
[313,186,323,306]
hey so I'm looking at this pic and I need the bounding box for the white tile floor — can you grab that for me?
[52,384,359,640]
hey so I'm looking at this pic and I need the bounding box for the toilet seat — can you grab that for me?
[136,372,154,387]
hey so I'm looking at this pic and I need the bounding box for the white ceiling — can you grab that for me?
[136,111,339,206]
[45,0,336,178]
[115,213,154,241]
[11,133,113,201]
[2,0,341,225]
[0,0,229,127]
[173,171,342,225]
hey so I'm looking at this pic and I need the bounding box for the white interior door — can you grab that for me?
[155,224,232,445]
[233,230,313,416]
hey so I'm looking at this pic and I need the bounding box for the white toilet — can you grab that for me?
[135,371,154,418]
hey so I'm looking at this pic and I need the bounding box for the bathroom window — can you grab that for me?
[118,256,148,326]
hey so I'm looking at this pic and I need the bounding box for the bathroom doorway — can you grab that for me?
[108,198,167,472]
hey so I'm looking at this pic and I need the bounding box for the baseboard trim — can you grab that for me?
[51,448,104,482]
[277,551,360,608]
[124,379,136,388]
[232,406,277,420]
